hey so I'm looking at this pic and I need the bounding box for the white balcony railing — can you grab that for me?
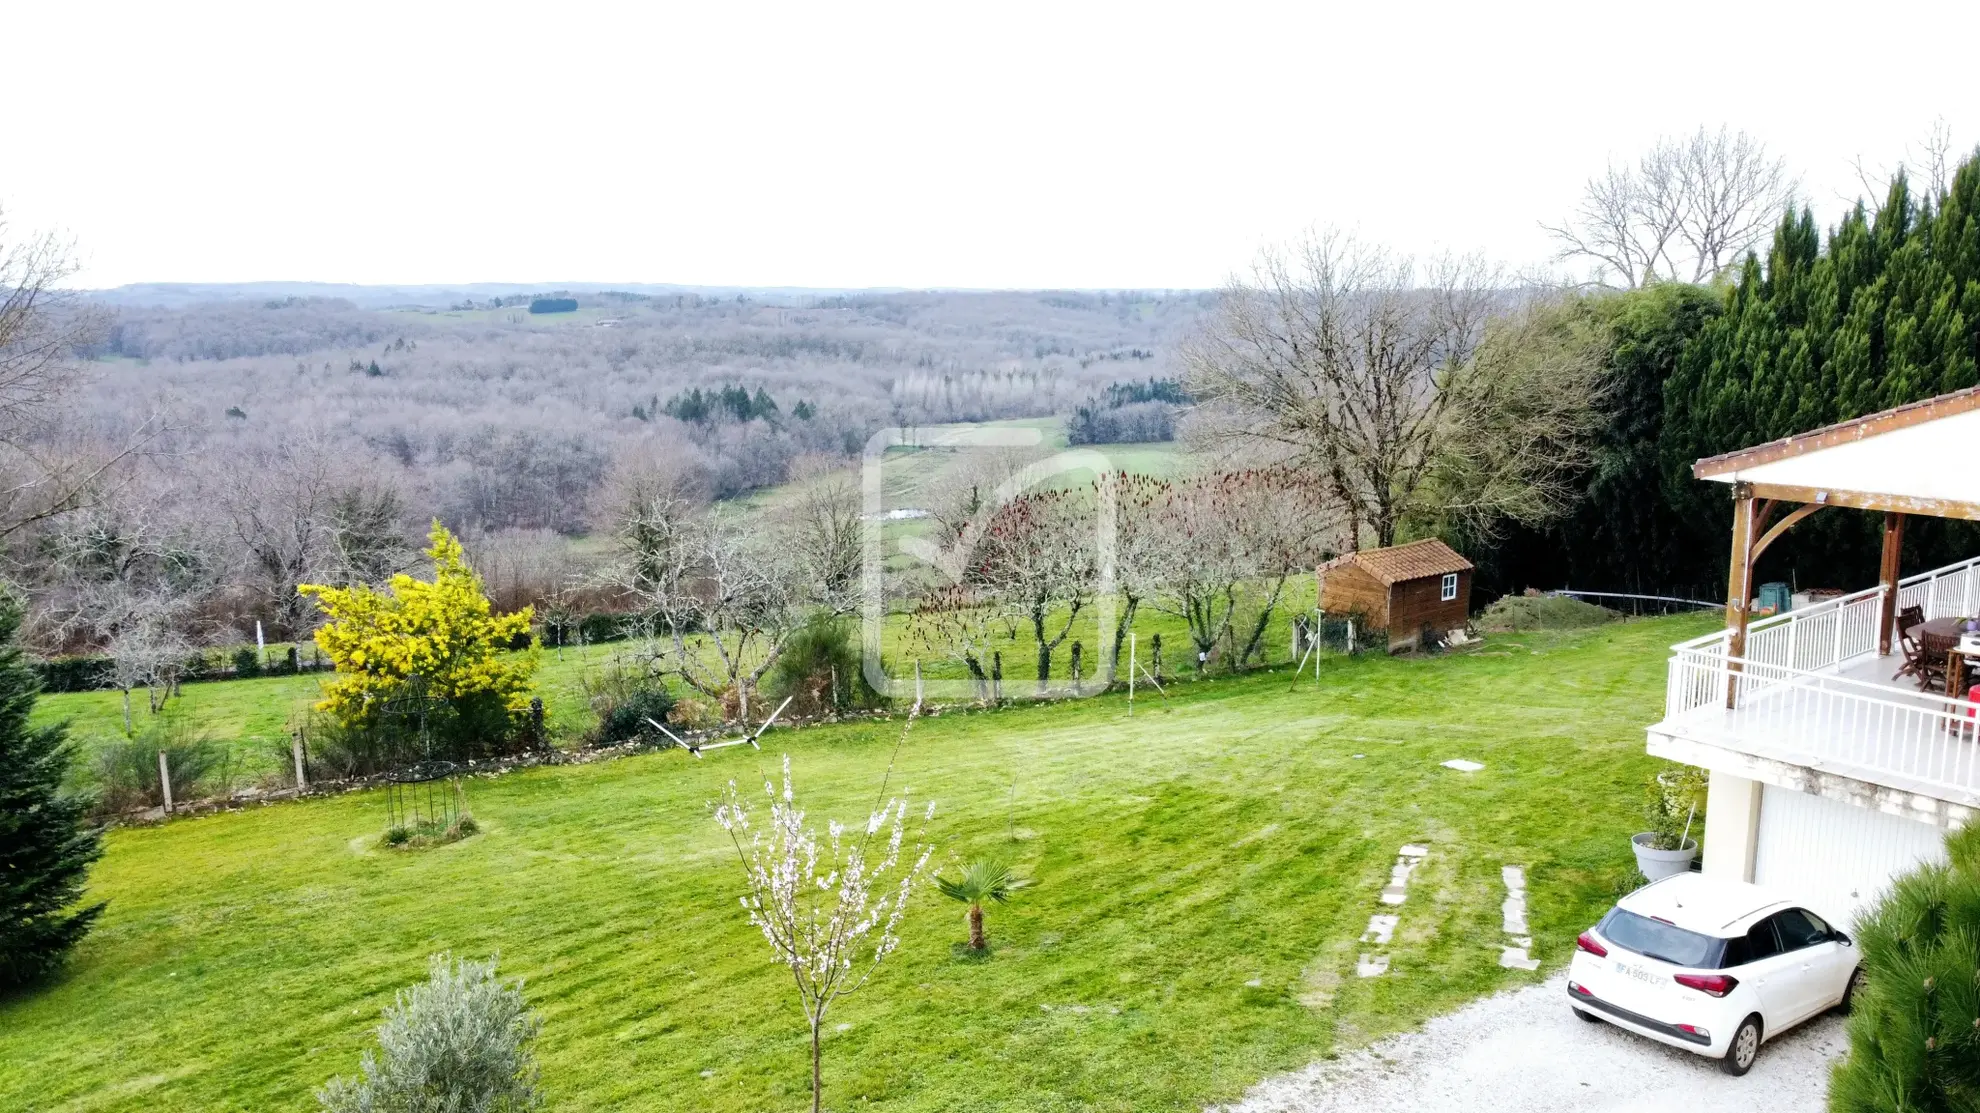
[1660,555,1980,802]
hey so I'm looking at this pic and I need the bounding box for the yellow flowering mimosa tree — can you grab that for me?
[299,523,538,745]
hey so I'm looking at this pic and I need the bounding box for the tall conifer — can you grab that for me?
[1661,150,1980,586]
[0,598,104,989]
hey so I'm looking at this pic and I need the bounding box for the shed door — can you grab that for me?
[1752,786,1947,928]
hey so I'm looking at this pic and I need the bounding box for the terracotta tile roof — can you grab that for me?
[1325,538,1472,586]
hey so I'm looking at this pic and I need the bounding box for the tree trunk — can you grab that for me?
[968,903,986,950]
[122,688,132,733]
[1108,597,1139,687]
[1239,574,1290,668]
[1033,601,1051,697]
[811,1016,823,1113]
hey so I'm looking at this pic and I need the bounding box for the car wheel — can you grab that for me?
[1572,1007,1602,1023]
[1836,968,1864,1015]
[1720,1015,1762,1077]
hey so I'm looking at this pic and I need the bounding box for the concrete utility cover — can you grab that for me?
[1212,977,1842,1113]
[1441,759,1485,772]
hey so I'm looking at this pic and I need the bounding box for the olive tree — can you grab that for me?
[318,953,542,1113]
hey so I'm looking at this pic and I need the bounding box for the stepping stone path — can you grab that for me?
[1358,844,1428,978]
[1497,865,1541,971]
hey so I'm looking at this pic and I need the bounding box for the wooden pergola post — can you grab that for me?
[1724,485,1757,707]
[1725,485,1758,656]
[1877,512,1908,656]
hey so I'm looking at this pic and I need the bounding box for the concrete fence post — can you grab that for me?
[158,749,174,814]
[1127,632,1137,717]
[292,731,308,793]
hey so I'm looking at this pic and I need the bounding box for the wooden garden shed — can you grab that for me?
[1319,538,1474,652]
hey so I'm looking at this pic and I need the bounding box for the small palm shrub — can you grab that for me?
[936,859,1031,951]
[318,953,542,1113]
[1830,824,1980,1112]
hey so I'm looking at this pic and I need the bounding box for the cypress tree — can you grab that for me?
[1662,150,1980,590]
[0,598,104,989]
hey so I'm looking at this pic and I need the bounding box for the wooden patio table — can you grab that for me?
[1919,616,1980,699]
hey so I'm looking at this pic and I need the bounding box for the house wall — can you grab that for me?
[1752,784,1949,928]
[1320,564,1390,629]
[1384,570,1472,651]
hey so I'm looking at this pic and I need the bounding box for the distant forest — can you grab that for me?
[76,287,1207,532]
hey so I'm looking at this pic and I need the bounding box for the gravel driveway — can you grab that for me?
[1216,975,1846,1113]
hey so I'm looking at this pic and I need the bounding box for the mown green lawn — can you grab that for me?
[0,615,1712,1112]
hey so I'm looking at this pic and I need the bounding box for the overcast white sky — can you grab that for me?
[7,1,1977,290]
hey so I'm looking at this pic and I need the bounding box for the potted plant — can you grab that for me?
[1632,766,1704,880]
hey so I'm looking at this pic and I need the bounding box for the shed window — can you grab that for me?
[1439,573,1458,602]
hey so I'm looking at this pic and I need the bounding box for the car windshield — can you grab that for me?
[1599,908,1727,968]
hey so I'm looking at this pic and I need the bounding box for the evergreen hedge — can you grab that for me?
[1663,152,1980,587]
[1488,150,1980,599]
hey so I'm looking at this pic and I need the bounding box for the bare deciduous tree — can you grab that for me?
[1104,472,1168,683]
[781,455,862,615]
[1145,474,1248,674]
[211,440,411,637]
[325,478,415,585]
[467,528,582,616]
[604,492,807,721]
[971,490,1097,695]
[213,442,339,637]
[1850,117,1962,206]
[0,211,154,540]
[1185,232,1534,549]
[1224,469,1339,665]
[1545,126,1795,287]
[39,498,213,729]
[907,583,1000,701]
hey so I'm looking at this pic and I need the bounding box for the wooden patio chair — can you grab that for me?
[1893,606,1946,689]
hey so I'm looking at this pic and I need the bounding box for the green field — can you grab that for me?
[0,615,1713,1112]
[40,563,1306,787]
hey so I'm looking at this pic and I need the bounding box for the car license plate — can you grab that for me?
[1612,960,1661,987]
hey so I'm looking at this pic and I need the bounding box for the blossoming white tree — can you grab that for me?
[714,740,933,1113]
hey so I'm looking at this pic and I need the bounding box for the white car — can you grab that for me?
[1566,872,1862,1076]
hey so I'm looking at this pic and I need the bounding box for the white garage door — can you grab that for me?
[1753,786,1948,928]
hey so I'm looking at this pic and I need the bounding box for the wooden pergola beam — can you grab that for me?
[1751,503,1827,562]
[1739,482,1980,523]
[1694,385,1980,478]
